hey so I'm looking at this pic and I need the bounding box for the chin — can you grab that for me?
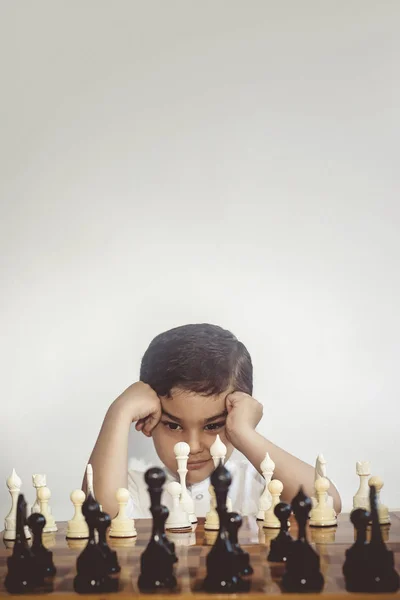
[187,471,207,485]
[186,463,214,485]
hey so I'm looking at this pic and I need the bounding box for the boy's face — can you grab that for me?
[151,387,234,484]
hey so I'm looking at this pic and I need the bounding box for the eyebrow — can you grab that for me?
[204,410,228,424]
[162,410,182,422]
[161,409,228,424]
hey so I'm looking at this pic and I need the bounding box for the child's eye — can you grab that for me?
[204,422,225,431]
[161,421,183,431]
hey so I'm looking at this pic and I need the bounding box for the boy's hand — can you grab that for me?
[225,391,263,445]
[115,381,162,437]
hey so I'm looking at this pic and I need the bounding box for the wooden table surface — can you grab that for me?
[1,513,400,599]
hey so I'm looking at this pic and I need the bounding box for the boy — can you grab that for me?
[86,323,341,518]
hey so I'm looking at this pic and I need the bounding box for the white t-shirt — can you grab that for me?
[126,451,265,519]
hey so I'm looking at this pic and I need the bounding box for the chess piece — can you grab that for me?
[210,436,233,509]
[311,454,334,509]
[204,485,219,531]
[165,482,192,532]
[204,462,249,592]
[157,504,177,557]
[256,452,275,520]
[227,512,253,576]
[310,526,337,544]
[210,434,227,465]
[97,511,121,574]
[4,469,31,541]
[267,502,293,563]
[32,474,47,513]
[167,529,196,547]
[309,477,337,527]
[362,485,398,591]
[205,435,231,530]
[263,480,283,529]
[204,528,219,546]
[174,441,197,523]
[343,508,370,586]
[27,512,57,580]
[353,461,371,510]
[368,476,390,525]
[38,486,57,533]
[73,493,117,593]
[281,487,324,592]
[4,494,35,593]
[109,488,137,537]
[138,467,178,591]
[66,490,89,539]
[86,464,95,498]
[343,486,399,592]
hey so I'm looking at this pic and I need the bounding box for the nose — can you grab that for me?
[187,430,204,455]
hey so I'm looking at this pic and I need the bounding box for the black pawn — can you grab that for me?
[342,508,370,587]
[4,494,36,593]
[281,487,324,593]
[73,493,117,594]
[227,512,253,576]
[344,486,399,593]
[97,511,120,575]
[267,502,293,563]
[27,512,56,581]
[138,468,177,591]
[156,504,177,559]
[204,461,248,593]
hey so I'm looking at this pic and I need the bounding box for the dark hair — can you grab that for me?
[140,323,253,397]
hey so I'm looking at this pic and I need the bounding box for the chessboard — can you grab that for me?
[1,514,400,599]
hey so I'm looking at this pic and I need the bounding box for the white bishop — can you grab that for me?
[204,435,232,531]
[174,442,197,524]
[257,452,275,520]
[4,469,31,541]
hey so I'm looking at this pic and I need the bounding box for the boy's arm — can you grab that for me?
[226,392,342,514]
[83,382,161,518]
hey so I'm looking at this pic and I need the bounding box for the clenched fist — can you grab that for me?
[225,391,263,444]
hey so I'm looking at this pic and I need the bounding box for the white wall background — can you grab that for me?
[1,0,399,520]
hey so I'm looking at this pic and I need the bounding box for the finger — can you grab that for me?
[144,407,162,435]
[226,394,236,411]
[135,419,145,431]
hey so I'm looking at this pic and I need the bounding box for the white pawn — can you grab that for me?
[204,486,220,530]
[165,481,192,532]
[257,452,275,520]
[368,476,390,525]
[310,477,337,527]
[353,461,371,510]
[38,486,57,533]
[174,442,197,524]
[66,490,89,539]
[109,488,137,538]
[311,454,334,509]
[4,469,31,541]
[32,474,47,514]
[263,480,283,529]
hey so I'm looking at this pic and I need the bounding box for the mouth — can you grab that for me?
[187,459,212,471]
